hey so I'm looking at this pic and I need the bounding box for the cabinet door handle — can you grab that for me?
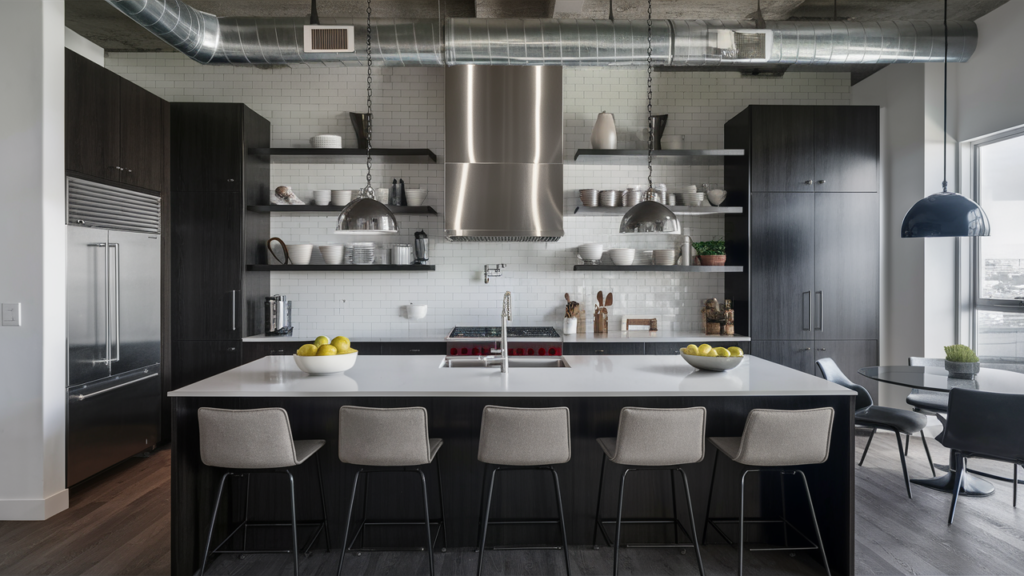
[816,348,826,351]
[227,346,236,352]
[409,349,421,353]
[804,180,813,185]
[803,347,812,351]
[817,180,826,184]
[596,349,606,354]
[803,291,811,331]
[227,178,236,183]
[816,291,824,331]
[230,290,237,331]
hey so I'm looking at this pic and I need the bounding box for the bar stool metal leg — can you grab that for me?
[676,468,706,576]
[241,473,251,555]
[549,468,572,576]
[435,457,449,551]
[199,472,230,576]
[701,449,719,545]
[795,470,831,576]
[476,466,499,576]
[613,468,631,576]
[738,469,752,576]
[670,470,680,545]
[315,452,332,553]
[285,470,300,576]
[592,454,607,549]
[337,469,362,576]
[415,469,436,576]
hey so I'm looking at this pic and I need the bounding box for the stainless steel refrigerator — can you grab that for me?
[66,177,161,486]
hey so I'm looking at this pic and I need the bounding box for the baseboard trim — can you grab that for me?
[0,489,69,520]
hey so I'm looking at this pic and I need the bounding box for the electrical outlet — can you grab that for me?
[2,303,21,327]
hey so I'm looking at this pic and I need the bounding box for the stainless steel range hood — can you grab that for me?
[444,65,563,242]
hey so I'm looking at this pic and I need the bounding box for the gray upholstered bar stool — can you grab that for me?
[592,407,707,576]
[703,408,835,576]
[197,407,331,576]
[336,406,446,576]
[476,405,572,576]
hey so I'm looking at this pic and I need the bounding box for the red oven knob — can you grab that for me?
[472,346,480,356]
[450,347,458,356]
[527,348,535,356]
[516,348,525,356]
[554,347,562,356]
[549,347,557,356]
[538,348,547,356]
[461,347,469,356]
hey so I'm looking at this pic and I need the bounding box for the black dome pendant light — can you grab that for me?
[900,0,990,238]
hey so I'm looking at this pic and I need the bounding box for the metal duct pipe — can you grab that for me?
[105,0,976,67]
[105,0,444,66]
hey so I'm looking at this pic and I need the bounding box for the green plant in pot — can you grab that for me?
[944,344,980,380]
[693,239,726,266]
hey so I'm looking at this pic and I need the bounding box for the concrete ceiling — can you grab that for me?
[66,0,1008,81]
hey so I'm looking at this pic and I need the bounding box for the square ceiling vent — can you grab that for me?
[304,25,355,53]
[710,29,773,62]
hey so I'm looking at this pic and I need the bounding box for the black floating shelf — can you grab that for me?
[249,148,437,164]
[247,264,435,272]
[572,206,742,216]
[573,149,745,165]
[247,205,438,215]
[573,265,744,273]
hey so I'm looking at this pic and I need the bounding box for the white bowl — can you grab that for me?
[312,189,332,206]
[707,189,727,206]
[319,245,344,265]
[681,193,705,207]
[653,249,676,265]
[608,248,636,266]
[310,134,343,149]
[293,351,358,375]
[405,189,427,206]
[407,304,428,319]
[680,352,744,372]
[288,244,314,265]
[331,190,353,206]
[578,243,604,261]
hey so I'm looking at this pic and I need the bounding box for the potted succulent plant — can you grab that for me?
[944,344,980,380]
[693,239,727,266]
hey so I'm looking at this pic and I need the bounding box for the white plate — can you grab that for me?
[293,351,359,375]
[680,352,744,372]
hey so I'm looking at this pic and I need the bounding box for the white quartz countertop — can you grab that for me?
[169,355,853,398]
[242,330,748,344]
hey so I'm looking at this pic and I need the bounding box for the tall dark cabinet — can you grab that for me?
[169,104,270,406]
[725,105,880,397]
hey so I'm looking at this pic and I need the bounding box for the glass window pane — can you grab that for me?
[978,133,1024,300]
[977,310,1024,358]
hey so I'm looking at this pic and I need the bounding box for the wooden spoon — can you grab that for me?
[597,291,604,307]
[565,293,571,303]
[605,292,613,307]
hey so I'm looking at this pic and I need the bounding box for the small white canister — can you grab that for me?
[563,317,578,335]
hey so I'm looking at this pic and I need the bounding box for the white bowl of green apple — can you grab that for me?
[294,336,359,375]
[680,344,744,372]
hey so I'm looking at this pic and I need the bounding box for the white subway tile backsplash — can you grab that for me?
[108,54,849,339]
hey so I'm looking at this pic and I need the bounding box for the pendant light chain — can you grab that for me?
[942,0,948,193]
[365,0,373,189]
[646,0,653,191]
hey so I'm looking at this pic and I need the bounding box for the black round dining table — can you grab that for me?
[858,365,1024,497]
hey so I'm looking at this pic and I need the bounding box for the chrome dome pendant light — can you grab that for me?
[620,0,679,235]
[900,0,989,238]
[335,0,398,235]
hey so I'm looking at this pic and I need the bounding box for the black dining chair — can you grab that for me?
[942,388,1024,524]
[904,357,949,457]
[816,358,934,498]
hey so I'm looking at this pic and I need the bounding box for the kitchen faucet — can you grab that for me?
[485,291,513,373]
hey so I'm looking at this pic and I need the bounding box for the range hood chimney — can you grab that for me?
[444,65,563,242]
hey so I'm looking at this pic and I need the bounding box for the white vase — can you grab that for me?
[591,112,617,150]
[563,317,578,335]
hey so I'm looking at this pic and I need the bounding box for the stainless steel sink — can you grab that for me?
[440,357,570,368]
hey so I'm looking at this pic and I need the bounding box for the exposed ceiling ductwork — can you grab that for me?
[104,0,978,67]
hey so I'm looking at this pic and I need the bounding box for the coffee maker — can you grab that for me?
[265,294,293,336]
[414,230,429,265]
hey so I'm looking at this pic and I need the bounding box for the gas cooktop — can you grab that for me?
[448,326,561,340]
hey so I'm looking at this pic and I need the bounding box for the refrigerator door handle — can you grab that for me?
[87,241,111,365]
[70,373,155,402]
[110,243,121,363]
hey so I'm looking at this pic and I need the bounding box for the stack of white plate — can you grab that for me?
[580,189,599,207]
[310,134,343,148]
[623,189,643,207]
[405,189,427,206]
[599,190,621,207]
[608,248,636,265]
[653,249,676,266]
[318,245,344,265]
[351,242,375,265]
[680,192,705,207]
[331,190,353,206]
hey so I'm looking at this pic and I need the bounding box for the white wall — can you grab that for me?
[108,52,849,338]
[0,0,69,520]
[64,26,103,65]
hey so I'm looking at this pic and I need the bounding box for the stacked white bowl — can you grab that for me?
[405,188,427,206]
[599,190,621,207]
[680,185,704,207]
[289,244,314,265]
[578,243,603,264]
[351,242,375,265]
[608,248,636,266]
[653,249,676,266]
[312,189,332,206]
[623,189,643,207]
[331,189,353,206]
[318,245,344,265]
[580,189,599,207]
[310,134,343,148]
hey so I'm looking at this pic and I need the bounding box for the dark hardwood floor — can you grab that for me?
[2,431,1023,575]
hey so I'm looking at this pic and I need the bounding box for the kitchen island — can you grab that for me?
[169,355,855,575]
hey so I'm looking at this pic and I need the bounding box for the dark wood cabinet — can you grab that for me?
[814,193,880,340]
[813,107,879,193]
[750,340,815,374]
[170,104,270,392]
[65,49,168,195]
[171,103,243,193]
[172,341,242,390]
[382,342,447,355]
[563,343,645,355]
[749,193,816,340]
[814,340,879,401]
[747,105,878,194]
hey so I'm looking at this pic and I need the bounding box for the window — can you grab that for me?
[972,128,1024,358]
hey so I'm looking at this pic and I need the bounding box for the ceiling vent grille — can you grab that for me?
[67,177,161,233]
[304,26,355,53]
[710,29,773,61]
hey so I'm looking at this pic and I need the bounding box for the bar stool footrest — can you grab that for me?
[707,517,821,553]
[209,519,328,558]
[596,517,698,549]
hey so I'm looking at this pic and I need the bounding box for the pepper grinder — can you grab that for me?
[414,229,429,265]
[398,178,407,206]
[387,178,399,205]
